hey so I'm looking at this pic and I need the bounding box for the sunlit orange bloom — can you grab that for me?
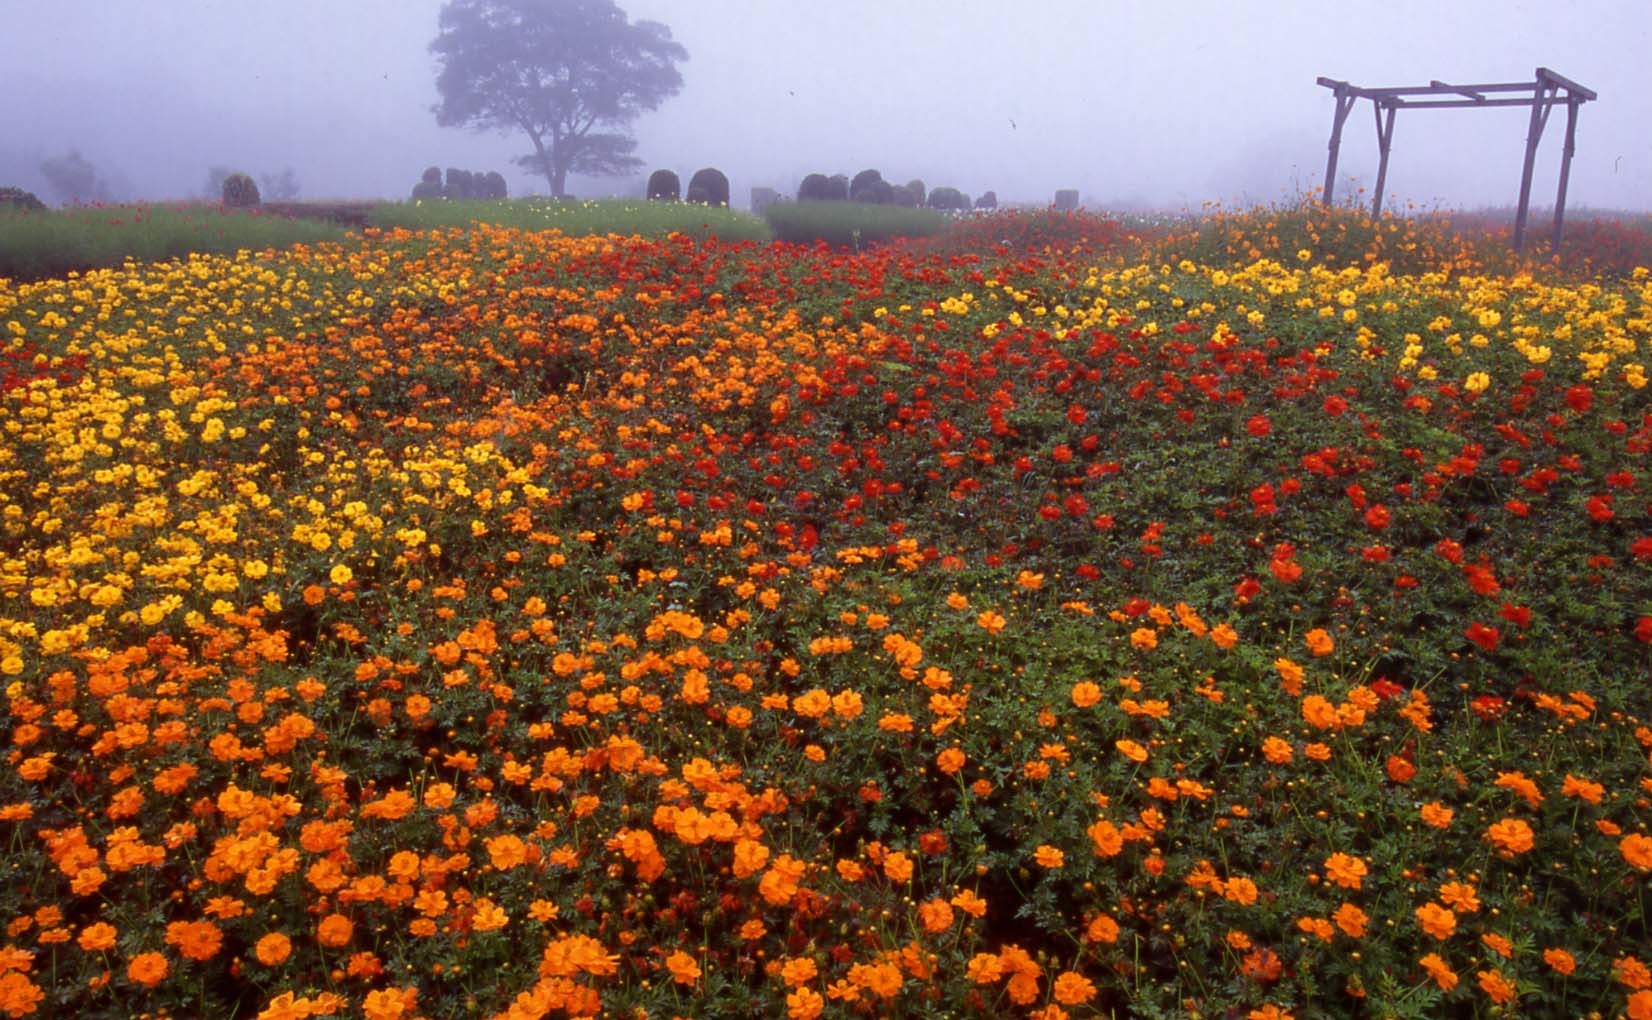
[1129,627,1157,650]
[1223,876,1259,905]
[1088,818,1124,858]
[1275,657,1301,697]
[1618,955,1652,990]
[786,985,824,1020]
[1415,902,1456,940]
[665,949,701,986]
[1439,881,1480,913]
[1418,952,1458,991]
[1304,628,1334,656]
[759,854,807,905]
[1622,833,1652,871]
[127,951,169,987]
[165,919,223,962]
[1494,770,1544,807]
[883,850,915,882]
[1034,845,1065,869]
[1261,736,1293,764]
[936,747,966,775]
[1477,968,1517,1004]
[732,838,770,879]
[1052,971,1096,1005]
[1332,902,1368,938]
[1485,817,1535,855]
[951,888,988,918]
[1070,681,1102,708]
[848,960,903,999]
[779,956,818,987]
[1208,623,1239,649]
[1300,695,1338,729]
[1323,852,1366,889]
[1297,916,1334,942]
[471,898,509,932]
[76,922,117,952]
[361,986,418,1020]
[977,610,1006,634]
[253,932,291,966]
[0,970,44,1016]
[485,833,528,871]
[316,913,353,948]
[918,898,954,933]
[1115,739,1148,763]
[1420,801,1454,829]
[1543,947,1577,975]
[1627,990,1652,1020]
[1085,912,1120,943]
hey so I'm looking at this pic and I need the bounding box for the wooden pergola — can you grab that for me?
[1317,67,1596,251]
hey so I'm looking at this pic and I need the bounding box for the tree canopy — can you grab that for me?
[430,0,687,198]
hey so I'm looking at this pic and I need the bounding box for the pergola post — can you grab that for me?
[1371,102,1397,217]
[1551,97,1580,252]
[1321,85,1356,206]
[1513,76,1556,252]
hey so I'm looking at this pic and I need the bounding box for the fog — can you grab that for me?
[2,0,1648,212]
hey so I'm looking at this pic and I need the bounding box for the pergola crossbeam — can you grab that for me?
[1318,67,1595,251]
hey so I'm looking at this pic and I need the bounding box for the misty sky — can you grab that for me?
[2,0,1648,211]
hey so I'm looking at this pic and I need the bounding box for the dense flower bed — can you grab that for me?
[1,216,1650,1019]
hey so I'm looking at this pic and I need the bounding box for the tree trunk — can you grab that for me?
[552,162,568,199]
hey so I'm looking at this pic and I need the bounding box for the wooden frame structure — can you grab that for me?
[1317,68,1596,251]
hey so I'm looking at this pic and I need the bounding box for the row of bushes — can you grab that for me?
[410,166,508,201]
[792,169,997,211]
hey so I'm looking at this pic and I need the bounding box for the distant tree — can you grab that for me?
[203,166,238,200]
[430,0,688,198]
[39,150,106,205]
[259,167,301,201]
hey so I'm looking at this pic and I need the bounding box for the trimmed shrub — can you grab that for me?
[906,179,926,207]
[481,171,508,200]
[926,186,970,211]
[798,173,834,202]
[444,168,476,200]
[0,186,46,212]
[826,175,849,201]
[686,168,729,207]
[222,173,261,208]
[749,187,780,215]
[764,200,947,246]
[422,166,442,186]
[1054,189,1080,211]
[889,184,919,208]
[975,190,998,210]
[647,169,680,201]
[849,169,884,202]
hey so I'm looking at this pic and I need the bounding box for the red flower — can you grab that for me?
[1564,384,1593,413]
[1464,622,1501,652]
[1246,414,1272,438]
[1363,505,1391,530]
[1471,695,1508,721]
[1635,616,1652,645]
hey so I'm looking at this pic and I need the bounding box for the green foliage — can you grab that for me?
[221,173,261,208]
[368,196,770,242]
[797,173,836,202]
[1053,188,1080,210]
[0,203,347,281]
[686,167,729,207]
[926,185,971,211]
[38,149,107,205]
[646,169,680,201]
[849,168,888,203]
[974,189,998,210]
[431,0,687,196]
[0,186,45,212]
[763,200,947,246]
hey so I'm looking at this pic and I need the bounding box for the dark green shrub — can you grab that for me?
[1054,189,1079,211]
[481,171,508,199]
[647,169,680,201]
[444,168,476,199]
[926,186,970,211]
[749,186,780,215]
[798,173,833,202]
[0,186,46,212]
[826,175,849,201]
[889,184,919,208]
[686,167,729,207]
[906,179,926,206]
[849,169,884,202]
[975,190,998,210]
[764,200,946,246]
[422,166,442,186]
[411,180,443,200]
[222,173,261,208]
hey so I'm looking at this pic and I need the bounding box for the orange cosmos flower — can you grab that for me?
[1622,832,1652,871]
[1415,902,1456,940]
[253,932,291,966]
[1332,903,1369,938]
[918,898,954,933]
[1087,819,1124,858]
[1085,913,1120,943]
[786,986,824,1020]
[976,610,1006,634]
[665,949,701,986]
[1070,681,1102,708]
[936,747,966,775]
[1477,968,1517,1005]
[1129,627,1158,650]
[951,888,988,918]
[1115,739,1148,763]
[1034,845,1065,869]
[76,922,117,952]
[164,919,222,962]
[1223,876,1260,905]
[1543,947,1576,975]
[127,951,169,987]
[1485,817,1535,856]
[1304,628,1334,656]
[1439,881,1480,913]
[1323,852,1367,890]
[316,913,353,948]
[1419,801,1454,829]
[1418,952,1458,990]
[1052,971,1097,1005]
[1261,736,1293,764]
[1208,623,1239,648]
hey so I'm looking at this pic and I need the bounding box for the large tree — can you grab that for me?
[431,0,687,198]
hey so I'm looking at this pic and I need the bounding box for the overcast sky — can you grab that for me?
[1,0,1647,211]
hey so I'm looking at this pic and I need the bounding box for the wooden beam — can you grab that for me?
[1552,98,1580,251]
[1537,66,1597,101]
[1372,102,1397,217]
[1429,79,1485,101]
[1321,87,1357,206]
[1514,81,1557,251]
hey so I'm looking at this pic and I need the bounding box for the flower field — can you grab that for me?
[2,210,1650,1020]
